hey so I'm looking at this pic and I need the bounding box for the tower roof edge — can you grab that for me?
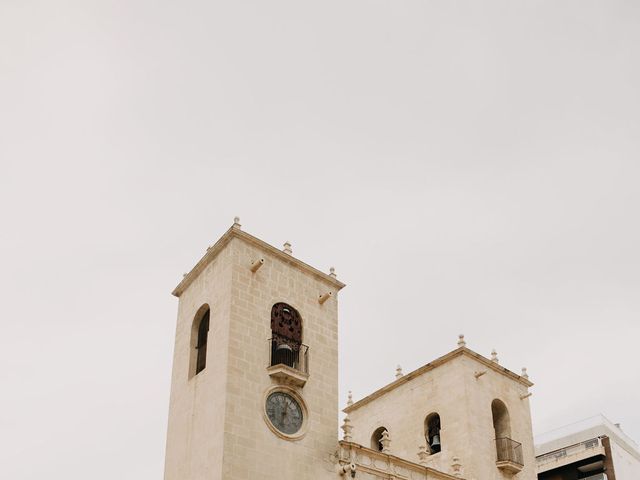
[172,227,346,297]
[343,347,533,414]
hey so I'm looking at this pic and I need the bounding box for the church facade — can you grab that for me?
[163,220,537,480]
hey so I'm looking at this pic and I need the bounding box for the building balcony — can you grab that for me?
[536,437,605,474]
[267,338,309,387]
[496,437,524,474]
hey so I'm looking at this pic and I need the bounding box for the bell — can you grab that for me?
[274,343,294,367]
[430,434,441,453]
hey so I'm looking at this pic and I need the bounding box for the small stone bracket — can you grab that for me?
[474,370,487,379]
[337,463,356,478]
[250,258,265,273]
[319,291,333,305]
[496,460,523,474]
[266,364,309,388]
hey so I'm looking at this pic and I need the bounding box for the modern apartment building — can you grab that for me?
[535,415,640,480]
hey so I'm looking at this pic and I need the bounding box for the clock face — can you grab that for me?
[265,391,303,435]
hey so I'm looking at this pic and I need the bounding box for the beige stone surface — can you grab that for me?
[164,226,344,480]
[344,349,537,480]
[163,225,537,480]
[338,441,463,479]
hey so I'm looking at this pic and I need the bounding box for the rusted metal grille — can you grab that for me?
[271,303,302,343]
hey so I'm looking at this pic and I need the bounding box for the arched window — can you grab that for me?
[492,399,523,466]
[270,303,302,369]
[425,413,442,454]
[190,306,210,377]
[371,426,388,451]
[491,399,511,439]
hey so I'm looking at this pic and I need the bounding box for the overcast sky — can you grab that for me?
[1,1,639,478]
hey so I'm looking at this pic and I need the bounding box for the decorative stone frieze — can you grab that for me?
[338,442,465,480]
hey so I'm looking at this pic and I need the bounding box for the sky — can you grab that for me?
[1,1,639,478]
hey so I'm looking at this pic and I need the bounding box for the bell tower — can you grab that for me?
[163,219,345,480]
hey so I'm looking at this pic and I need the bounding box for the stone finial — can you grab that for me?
[380,430,391,453]
[521,367,529,379]
[233,216,241,229]
[451,456,462,477]
[457,334,466,348]
[491,349,499,363]
[395,365,404,379]
[347,391,353,407]
[329,266,337,278]
[417,445,429,465]
[283,241,292,255]
[341,415,353,442]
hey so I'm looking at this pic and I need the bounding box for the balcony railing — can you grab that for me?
[269,338,309,373]
[537,437,602,467]
[496,437,524,473]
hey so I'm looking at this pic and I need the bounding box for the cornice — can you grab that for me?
[338,441,464,480]
[172,225,346,297]
[344,347,533,414]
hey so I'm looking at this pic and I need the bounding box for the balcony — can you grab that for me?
[496,437,524,474]
[536,437,605,474]
[267,338,309,387]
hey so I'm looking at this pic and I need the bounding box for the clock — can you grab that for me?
[265,391,304,435]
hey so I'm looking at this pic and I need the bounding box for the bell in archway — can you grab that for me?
[430,434,441,453]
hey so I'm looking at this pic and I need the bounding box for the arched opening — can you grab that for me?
[190,305,210,377]
[371,426,388,451]
[424,412,442,454]
[270,303,302,369]
[492,399,524,469]
[491,399,511,439]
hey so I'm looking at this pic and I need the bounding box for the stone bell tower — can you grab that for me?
[163,219,345,480]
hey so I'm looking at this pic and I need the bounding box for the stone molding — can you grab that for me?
[172,226,346,297]
[344,347,533,414]
[266,364,309,388]
[338,441,464,480]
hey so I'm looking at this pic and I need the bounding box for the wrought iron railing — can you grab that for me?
[496,437,524,466]
[268,338,309,374]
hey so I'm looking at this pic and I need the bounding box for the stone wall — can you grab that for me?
[164,226,345,480]
[164,243,234,480]
[345,350,537,480]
